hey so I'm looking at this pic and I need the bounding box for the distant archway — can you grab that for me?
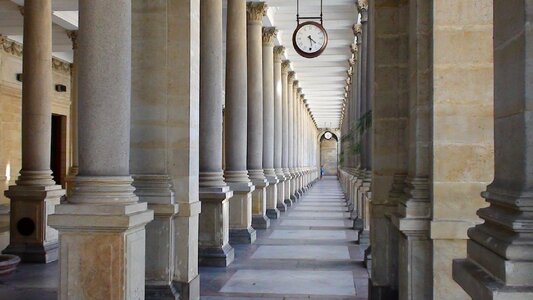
[320,131,338,176]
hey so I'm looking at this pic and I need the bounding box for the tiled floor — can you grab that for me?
[200,177,369,299]
[0,177,368,300]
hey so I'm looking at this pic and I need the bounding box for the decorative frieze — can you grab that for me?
[0,35,71,75]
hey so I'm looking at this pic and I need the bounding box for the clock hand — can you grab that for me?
[308,35,317,44]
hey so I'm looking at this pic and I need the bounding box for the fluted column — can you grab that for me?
[49,1,153,298]
[198,0,234,267]
[262,27,280,220]
[4,0,65,263]
[246,2,270,229]
[274,46,287,212]
[282,62,293,207]
[225,0,256,244]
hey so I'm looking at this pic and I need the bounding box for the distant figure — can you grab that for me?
[320,165,325,178]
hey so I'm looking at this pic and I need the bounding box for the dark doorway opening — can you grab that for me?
[51,114,67,187]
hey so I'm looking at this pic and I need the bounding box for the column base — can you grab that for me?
[199,187,233,267]
[2,242,58,264]
[453,259,533,300]
[199,243,235,267]
[3,184,64,263]
[266,208,280,219]
[277,202,288,212]
[368,279,398,300]
[230,227,256,244]
[172,274,200,300]
[146,283,180,300]
[49,202,153,300]
[357,229,370,245]
[252,214,270,229]
[284,198,293,207]
[353,218,364,231]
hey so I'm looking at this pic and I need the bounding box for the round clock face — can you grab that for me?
[292,21,328,58]
[324,132,333,140]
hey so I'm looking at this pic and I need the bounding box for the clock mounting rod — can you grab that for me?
[296,0,324,25]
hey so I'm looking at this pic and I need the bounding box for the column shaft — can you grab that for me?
[274,47,287,212]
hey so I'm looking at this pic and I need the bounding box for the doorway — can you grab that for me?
[51,114,67,187]
[320,131,338,176]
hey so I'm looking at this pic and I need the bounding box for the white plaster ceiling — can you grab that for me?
[263,0,358,129]
[0,0,357,129]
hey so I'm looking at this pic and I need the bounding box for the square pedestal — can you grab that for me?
[3,184,64,263]
[49,202,153,300]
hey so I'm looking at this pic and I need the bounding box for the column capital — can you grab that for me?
[274,46,285,60]
[246,2,267,22]
[348,57,356,67]
[262,27,278,46]
[353,24,362,36]
[293,79,299,87]
[350,43,359,55]
[288,71,296,81]
[67,30,79,50]
[357,0,368,22]
[282,60,291,73]
[297,87,303,94]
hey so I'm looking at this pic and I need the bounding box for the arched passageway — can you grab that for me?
[320,131,339,176]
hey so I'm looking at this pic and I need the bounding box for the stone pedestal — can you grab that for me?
[132,175,179,298]
[250,176,270,229]
[199,186,234,267]
[50,199,153,299]
[227,181,256,244]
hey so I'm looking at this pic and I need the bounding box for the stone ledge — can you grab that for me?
[176,201,201,217]
[453,259,533,300]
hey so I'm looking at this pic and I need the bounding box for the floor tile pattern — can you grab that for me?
[200,177,369,299]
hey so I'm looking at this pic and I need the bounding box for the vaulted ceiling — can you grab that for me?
[0,0,358,129]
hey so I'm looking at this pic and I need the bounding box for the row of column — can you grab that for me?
[197,0,319,268]
[3,0,320,298]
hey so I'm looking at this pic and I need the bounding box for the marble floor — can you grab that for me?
[0,177,368,299]
[200,177,369,299]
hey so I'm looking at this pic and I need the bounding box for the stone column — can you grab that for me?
[3,0,65,263]
[67,30,79,177]
[282,62,293,207]
[454,1,533,299]
[287,72,297,201]
[198,0,234,267]
[296,89,303,196]
[246,2,270,229]
[262,27,280,219]
[49,1,154,299]
[274,46,287,212]
[225,0,256,244]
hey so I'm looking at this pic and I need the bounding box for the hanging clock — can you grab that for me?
[292,21,328,58]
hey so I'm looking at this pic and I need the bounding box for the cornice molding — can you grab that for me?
[0,36,72,74]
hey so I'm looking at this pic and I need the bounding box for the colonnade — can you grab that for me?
[2,0,319,299]
[340,0,533,299]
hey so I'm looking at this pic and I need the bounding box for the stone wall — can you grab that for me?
[320,139,338,175]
